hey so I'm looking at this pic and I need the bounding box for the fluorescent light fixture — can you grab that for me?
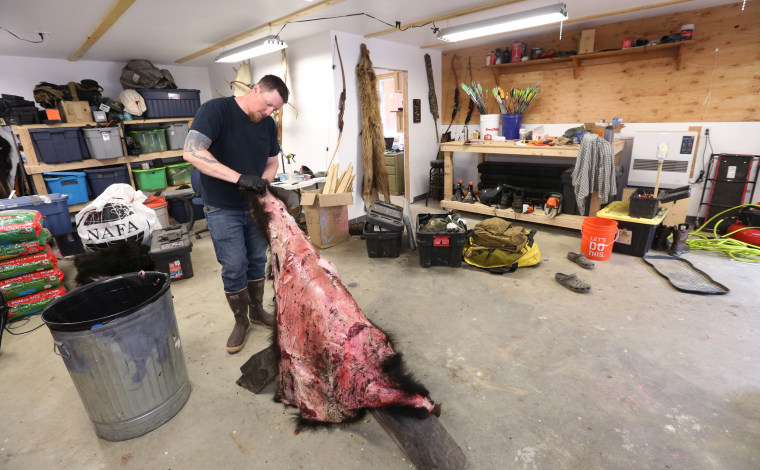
[437,3,568,42]
[215,35,288,63]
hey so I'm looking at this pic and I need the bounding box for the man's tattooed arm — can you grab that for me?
[184,130,217,164]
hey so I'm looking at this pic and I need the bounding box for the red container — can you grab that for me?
[621,39,632,49]
[511,41,524,62]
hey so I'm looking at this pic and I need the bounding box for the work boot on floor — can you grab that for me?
[499,187,513,209]
[225,288,251,354]
[512,190,524,213]
[652,224,673,251]
[247,279,276,329]
[669,224,690,257]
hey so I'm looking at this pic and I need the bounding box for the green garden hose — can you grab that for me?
[686,204,760,262]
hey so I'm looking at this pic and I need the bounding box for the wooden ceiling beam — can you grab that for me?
[364,0,528,39]
[69,0,136,61]
[176,0,345,64]
[419,0,693,49]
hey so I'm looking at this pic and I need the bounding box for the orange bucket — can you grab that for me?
[581,217,618,261]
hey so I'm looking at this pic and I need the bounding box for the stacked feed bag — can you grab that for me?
[0,210,66,321]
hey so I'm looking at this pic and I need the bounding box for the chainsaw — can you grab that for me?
[543,192,563,218]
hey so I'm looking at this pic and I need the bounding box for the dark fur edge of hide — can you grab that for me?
[72,240,155,286]
[246,190,439,430]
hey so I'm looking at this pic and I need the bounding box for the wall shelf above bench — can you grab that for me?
[489,42,690,83]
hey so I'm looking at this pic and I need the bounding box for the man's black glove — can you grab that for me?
[237,174,267,194]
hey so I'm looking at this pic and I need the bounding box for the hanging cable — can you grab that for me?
[276,13,434,37]
[0,26,45,43]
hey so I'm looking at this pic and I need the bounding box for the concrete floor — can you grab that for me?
[1,199,759,470]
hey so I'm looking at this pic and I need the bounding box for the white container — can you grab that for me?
[479,114,501,141]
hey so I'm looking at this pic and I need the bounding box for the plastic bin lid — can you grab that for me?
[0,194,68,208]
[43,171,87,177]
[596,201,667,225]
[166,162,193,168]
[133,167,166,173]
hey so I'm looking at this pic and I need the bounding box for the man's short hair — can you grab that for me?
[258,75,289,104]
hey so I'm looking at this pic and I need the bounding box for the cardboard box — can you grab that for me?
[57,101,94,123]
[301,190,353,248]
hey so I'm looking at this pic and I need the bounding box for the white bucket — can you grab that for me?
[479,114,501,141]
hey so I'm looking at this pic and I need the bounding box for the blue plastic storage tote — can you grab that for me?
[43,172,89,205]
[84,165,131,199]
[0,194,72,236]
[29,127,89,163]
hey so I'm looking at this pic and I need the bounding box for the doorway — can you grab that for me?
[375,68,410,202]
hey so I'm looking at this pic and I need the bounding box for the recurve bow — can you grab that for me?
[443,54,459,137]
[328,35,346,170]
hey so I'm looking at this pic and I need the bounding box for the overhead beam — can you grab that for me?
[419,0,693,49]
[176,0,345,64]
[69,0,136,61]
[364,0,528,39]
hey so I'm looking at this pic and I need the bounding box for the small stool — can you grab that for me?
[426,160,445,206]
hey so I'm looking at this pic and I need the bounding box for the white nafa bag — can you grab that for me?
[75,183,162,251]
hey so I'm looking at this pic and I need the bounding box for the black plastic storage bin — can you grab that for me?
[137,89,201,119]
[29,127,89,163]
[54,231,85,257]
[167,197,204,224]
[364,223,402,258]
[149,225,193,280]
[612,220,659,257]
[416,214,466,268]
[84,165,131,199]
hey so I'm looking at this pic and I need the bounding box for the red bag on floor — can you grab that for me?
[8,287,67,320]
[0,210,43,243]
[0,268,64,300]
[0,248,57,281]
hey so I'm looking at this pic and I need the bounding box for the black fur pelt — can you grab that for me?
[73,240,155,286]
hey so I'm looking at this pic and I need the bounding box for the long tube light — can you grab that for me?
[437,3,568,42]
[215,35,288,63]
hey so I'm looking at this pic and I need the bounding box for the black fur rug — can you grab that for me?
[73,241,155,286]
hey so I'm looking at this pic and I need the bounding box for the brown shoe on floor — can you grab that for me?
[555,273,591,293]
[567,252,595,269]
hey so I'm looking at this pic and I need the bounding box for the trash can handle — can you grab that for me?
[53,341,71,358]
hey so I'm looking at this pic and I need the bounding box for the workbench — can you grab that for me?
[439,140,626,230]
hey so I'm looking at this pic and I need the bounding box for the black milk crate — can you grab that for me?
[363,222,402,258]
[416,214,466,268]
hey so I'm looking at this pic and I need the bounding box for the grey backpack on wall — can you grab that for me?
[120,60,178,89]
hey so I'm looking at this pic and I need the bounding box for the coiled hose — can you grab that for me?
[687,204,760,262]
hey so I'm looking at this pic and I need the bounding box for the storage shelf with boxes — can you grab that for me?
[12,117,193,214]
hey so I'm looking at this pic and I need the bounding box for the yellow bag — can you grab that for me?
[463,229,541,274]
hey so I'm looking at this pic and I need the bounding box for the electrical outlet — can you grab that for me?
[705,128,710,136]
[36,31,51,38]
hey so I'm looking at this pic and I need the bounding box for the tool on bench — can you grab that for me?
[543,192,563,218]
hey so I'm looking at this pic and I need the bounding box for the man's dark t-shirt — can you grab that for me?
[191,96,280,210]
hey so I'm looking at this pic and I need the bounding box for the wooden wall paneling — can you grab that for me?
[441,3,760,125]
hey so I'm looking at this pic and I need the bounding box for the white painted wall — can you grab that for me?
[444,121,760,219]
[0,55,213,104]
[232,30,441,220]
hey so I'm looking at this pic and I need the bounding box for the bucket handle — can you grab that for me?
[53,341,71,358]
[581,229,620,246]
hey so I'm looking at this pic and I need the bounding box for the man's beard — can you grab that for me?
[248,111,262,123]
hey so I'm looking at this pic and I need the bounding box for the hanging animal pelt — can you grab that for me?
[247,188,438,427]
[356,43,391,209]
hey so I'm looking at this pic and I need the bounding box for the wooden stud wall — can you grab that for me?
[441,3,760,126]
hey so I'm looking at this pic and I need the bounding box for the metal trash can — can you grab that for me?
[42,272,191,441]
